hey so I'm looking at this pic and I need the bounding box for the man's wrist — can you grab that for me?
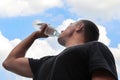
[32,31,41,39]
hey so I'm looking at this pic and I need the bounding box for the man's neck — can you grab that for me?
[65,33,85,48]
[66,43,85,48]
[65,39,85,48]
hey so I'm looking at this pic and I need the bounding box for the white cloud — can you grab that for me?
[119,44,120,48]
[0,32,13,63]
[98,25,111,46]
[0,19,120,79]
[66,0,120,21]
[26,39,58,59]
[0,0,63,17]
[56,19,75,32]
[110,46,120,77]
[1,0,120,21]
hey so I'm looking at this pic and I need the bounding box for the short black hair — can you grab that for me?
[81,20,99,42]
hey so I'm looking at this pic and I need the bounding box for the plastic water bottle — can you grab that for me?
[33,20,60,37]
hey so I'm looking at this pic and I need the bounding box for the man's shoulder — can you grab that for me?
[85,41,105,46]
[83,41,109,51]
[64,41,106,52]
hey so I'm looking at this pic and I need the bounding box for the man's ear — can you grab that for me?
[76,23,84,32]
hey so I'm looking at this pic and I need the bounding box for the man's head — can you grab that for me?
[58,19,99,47]
[80,20,99,42]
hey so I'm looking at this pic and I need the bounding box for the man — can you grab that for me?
[3,20,118,80]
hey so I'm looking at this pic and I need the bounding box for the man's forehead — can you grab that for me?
[74,20,82,24]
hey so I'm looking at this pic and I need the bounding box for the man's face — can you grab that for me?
[58,21,78,46]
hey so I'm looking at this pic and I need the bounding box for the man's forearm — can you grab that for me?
[7,32,37,58]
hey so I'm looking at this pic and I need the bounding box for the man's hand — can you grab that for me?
[34,23,48,39]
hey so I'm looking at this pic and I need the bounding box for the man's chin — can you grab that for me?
[57,37,65,47]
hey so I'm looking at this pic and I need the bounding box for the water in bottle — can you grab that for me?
[33,20,60,37]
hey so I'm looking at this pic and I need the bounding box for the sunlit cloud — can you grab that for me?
[0,0,63,17]
[66,0,120,21]
[1,0,120,21]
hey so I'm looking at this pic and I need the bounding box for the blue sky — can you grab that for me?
[0,0,120,80]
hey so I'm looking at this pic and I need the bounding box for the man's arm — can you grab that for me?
[2,24,48,77]
[92,69,115,80]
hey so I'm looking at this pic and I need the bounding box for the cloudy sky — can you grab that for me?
[0,0,120,80]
